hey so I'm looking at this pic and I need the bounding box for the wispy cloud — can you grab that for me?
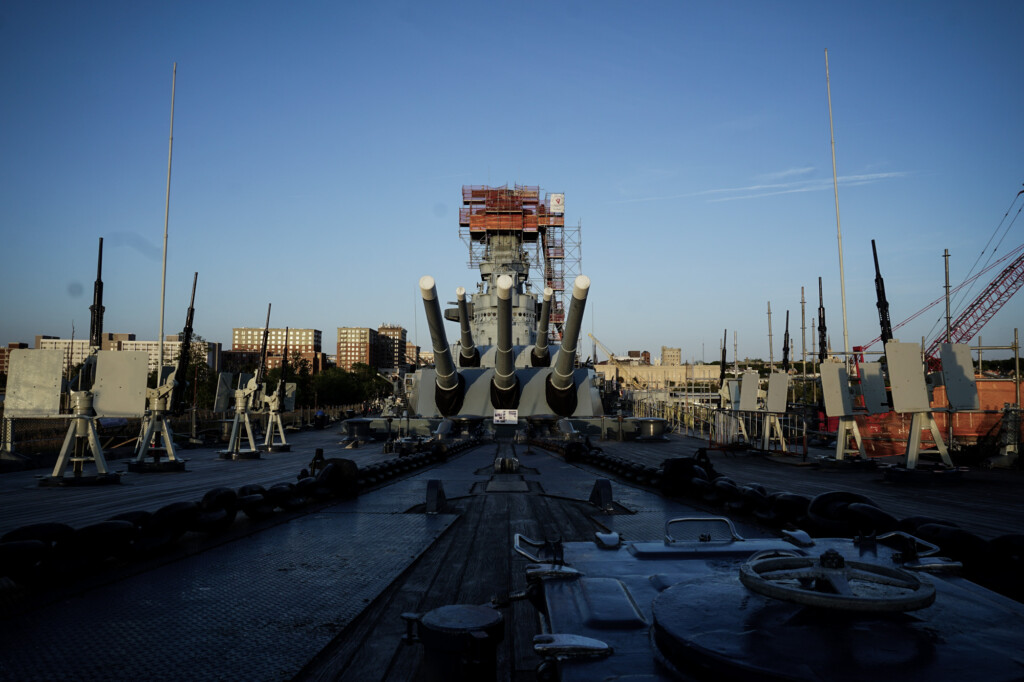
[613,171,908,204]
[755,166,816,182]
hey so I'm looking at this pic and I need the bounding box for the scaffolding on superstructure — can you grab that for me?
[459,184,581,343]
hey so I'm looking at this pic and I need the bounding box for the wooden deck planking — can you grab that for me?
[301,484,602,682]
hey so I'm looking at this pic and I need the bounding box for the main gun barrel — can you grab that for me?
[420,276,458,391]
[494,275,516,391]
[546,276,590,416]
[552,275,590,390]
[455,286,480,367]
[490,275,520,408]
[531,287,553,367]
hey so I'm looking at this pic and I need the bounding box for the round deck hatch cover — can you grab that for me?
[651,573,1024,681]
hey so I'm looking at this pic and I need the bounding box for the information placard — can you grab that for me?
[493,409,519,424]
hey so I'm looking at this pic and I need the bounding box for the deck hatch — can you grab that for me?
[579,577,647,629]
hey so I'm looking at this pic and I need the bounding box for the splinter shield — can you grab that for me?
[765,373,789,413]
[858,362,890,415]
[820,363,853,418]
[93,351,148,417]
[284,382,297,412]
[213,372,234,412]
[4,349,63,417]
[886,342,931,413]
[738,371,759,412]
[940,343,980,411]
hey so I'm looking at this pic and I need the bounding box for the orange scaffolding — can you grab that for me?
[459,184,577,342]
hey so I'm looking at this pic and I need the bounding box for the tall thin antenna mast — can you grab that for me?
[158,63,177,373]
[825,48,850,361]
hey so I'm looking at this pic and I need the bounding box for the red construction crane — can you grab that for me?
[924,248,1024,362]
[860,242,1024,354]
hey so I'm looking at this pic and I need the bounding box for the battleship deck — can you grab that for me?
[1,427,1022,681]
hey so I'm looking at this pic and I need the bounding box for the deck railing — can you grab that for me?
[626,396,809,458]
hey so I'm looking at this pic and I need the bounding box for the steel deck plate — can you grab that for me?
[0,508,455,681]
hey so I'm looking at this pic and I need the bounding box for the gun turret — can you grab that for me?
[531,287,553,367]
[455,287,480,367]
[420,275,464,416]
[491,275,520,408]
[89,237,105,349]
[817,277,828,364]
[782,310,790,373]
[170,272,197,416]
[872,239,893,347]
[546,275,590,416]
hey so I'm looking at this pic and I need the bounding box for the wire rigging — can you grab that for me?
[922,186,1024,343]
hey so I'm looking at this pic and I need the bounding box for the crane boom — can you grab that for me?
[588,333,623,365]
[861,242,1024,350]
[925,249,1024,360]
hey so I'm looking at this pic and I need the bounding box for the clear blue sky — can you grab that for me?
[2,1,1022,363]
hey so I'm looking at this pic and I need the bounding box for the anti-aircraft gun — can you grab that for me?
[818,277,828,364]
[132,273,198,472]
[873,239,893,349]
[719,329,728,389]
[782,310,790,374]
[89,237,105,351]
[219,303,271,459]
[262,325,295,452]
[169,272,197,416]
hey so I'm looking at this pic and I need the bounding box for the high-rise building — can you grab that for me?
[0,343,29,374]
[32,334,218,375]
[377,324,407,370]
[231,327,324,373]
[232,328,321,354]
[404,342,420,368]
[661,347,682,366]
[336,327,380,371]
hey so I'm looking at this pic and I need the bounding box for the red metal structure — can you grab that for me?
[860,242,1024,359]
[924,249,1024,363]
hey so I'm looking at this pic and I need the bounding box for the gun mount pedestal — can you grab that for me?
[219,381,262,460]
[130,377,187,473]
[760,414,788,453]
[904,411,953,469]
[834,416,866,461]
[260,389,292,453]
[40,391,120,487]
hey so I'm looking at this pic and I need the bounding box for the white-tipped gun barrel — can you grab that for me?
[494,275,516,391]
[535,287,552,353]
[420,276,458,392]
[456,286,479,366]
[551,275,590,392]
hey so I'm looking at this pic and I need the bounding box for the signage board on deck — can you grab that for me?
[493,409,519,424]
